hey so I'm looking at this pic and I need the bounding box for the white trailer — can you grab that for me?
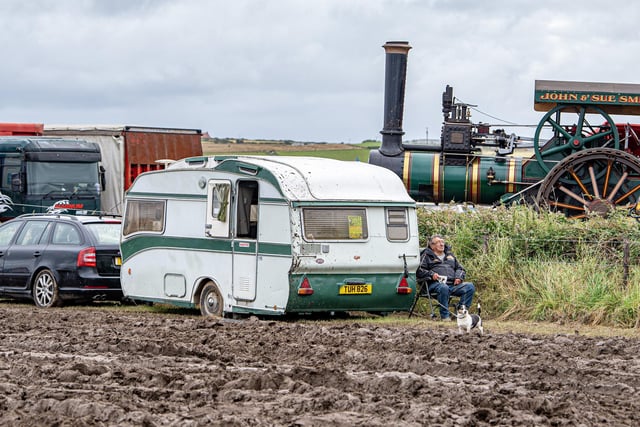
[43,125,203,215]
[120,155,420,317]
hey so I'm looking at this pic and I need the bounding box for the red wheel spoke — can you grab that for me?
[588,166,600,199]
[558,185,589,205]
[614,182,640,205]
[569,213,589,220]
[567,168,592,200]
[606,171,628,202]
[602,160,613,198]
[548,201,587,212]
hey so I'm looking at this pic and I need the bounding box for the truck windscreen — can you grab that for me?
[26,161,100,196]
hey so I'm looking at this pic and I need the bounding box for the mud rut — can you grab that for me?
[0,304,638,427]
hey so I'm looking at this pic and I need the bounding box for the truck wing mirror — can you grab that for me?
[99,166,106,191]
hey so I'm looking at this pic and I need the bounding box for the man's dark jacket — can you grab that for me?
[416,245,466,285]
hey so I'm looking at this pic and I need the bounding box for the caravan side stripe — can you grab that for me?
[121,235,292,261]
[126,191,205,200]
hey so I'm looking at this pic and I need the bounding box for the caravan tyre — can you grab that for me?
[200,283,223,317]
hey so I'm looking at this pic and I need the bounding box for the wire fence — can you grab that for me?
[447,235,640,287]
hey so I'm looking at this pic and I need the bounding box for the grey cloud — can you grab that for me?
[1,0,640,143]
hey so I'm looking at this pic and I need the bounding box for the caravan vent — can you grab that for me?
[238,276,251,293]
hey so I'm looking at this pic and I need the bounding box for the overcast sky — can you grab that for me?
[2,0,639,143]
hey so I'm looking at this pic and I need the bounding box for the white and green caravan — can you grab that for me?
[120,155,420,317]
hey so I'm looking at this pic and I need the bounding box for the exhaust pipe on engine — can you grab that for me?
[379,41,411,156]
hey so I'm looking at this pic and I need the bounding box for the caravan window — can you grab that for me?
[302,208,368,241]
[385,207,409,241]
[212,183,230,221]
[123,199,166,236]
[236,181,258,239]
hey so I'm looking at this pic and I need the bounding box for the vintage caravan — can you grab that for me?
[120,155,420,317]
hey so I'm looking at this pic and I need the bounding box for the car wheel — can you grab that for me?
[199,282,223,317]
[33,269,61,308]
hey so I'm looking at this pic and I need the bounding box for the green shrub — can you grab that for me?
[417,205,640,327]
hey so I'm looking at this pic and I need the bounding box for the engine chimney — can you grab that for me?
[379,41,411,156]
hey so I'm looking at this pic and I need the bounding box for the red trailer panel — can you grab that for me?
[122,127,203,190]
[0,123,43,136]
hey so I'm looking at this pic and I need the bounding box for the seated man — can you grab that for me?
[416,234,476,321]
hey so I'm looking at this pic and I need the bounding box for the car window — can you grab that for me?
[52,223,82,245]
[0,221,22,245]
[84,223,121,245]
[15,221,49,245]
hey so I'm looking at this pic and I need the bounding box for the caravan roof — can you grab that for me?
[167,155,415,204]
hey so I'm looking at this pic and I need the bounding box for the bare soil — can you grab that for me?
[1,303,639,426]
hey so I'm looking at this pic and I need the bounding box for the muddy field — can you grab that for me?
[1,303,639,426]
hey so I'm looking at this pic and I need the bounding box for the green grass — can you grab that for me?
[267,148,372,161]
[202,141,379,162]
[208,149,371,161]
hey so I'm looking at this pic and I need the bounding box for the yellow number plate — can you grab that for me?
[115,257,122,266]
[339,283,372,295]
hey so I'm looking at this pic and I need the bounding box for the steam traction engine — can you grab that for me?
[369,41,640,219]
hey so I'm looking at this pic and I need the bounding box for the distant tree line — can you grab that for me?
[203,137,382,146]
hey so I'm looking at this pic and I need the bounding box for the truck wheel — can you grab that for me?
[199,282,223,317]
[33,269,62,308]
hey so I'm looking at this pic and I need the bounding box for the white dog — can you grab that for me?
[456,304,483,335]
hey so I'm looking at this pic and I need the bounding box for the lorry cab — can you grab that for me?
[120,155,421,317]
[0,137,102,221]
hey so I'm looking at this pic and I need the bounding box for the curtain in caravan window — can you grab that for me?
[213,184,230,222]
[236,183,254,237]
[302,208,368,240]
[235,181,259,238]
[123,199,165,235]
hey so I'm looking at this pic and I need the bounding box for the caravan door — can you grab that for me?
[232,180,258,301]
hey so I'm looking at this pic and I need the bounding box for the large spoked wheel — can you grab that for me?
[33,269,62,308]
[536,148,640,219]
[534,104,619,174]
[199,282,224,317]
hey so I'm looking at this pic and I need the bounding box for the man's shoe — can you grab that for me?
[441,316,451,322]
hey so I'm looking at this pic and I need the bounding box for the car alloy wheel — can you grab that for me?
[33,269,61,308]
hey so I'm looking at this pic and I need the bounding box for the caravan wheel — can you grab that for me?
[199,283,223,317]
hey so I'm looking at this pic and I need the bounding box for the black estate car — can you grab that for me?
[0,214,122,308]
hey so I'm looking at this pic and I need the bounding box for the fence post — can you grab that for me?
[623,239,630,288]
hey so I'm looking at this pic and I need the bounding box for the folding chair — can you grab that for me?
[408,280,459,319]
